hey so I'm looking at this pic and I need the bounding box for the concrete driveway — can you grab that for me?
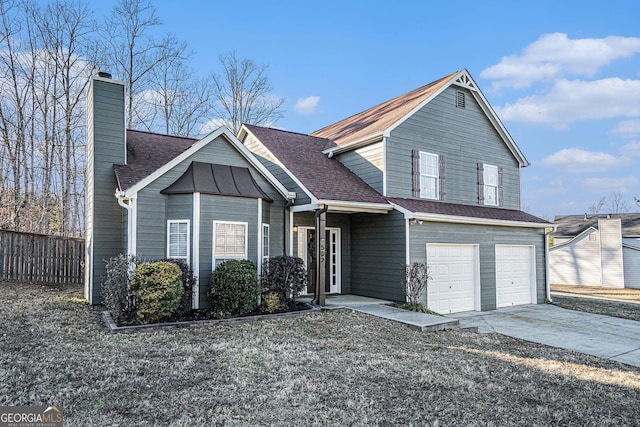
[450,304,640,368]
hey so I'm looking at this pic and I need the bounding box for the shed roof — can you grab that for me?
[160,161,272,201]
[553,213,640,237]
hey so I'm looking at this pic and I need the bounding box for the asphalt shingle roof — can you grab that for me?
[114,130,197,190]
[388,197,551,224]
[244,124,388,205]
[553,213,640,237]
[311,71,459,146]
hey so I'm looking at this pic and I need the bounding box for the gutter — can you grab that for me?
[115,189,136,255]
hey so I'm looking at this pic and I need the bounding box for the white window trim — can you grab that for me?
[420,151,439,200]
[212,220,248,268]
[167,219,190,264]
[262,223,270,263]
[483,163,499,206]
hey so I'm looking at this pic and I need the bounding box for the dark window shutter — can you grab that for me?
[412,150,420,197]
[477,162,484,205]
[498,166,504,207]
[438,155,446,201]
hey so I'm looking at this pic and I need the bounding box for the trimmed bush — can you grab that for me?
[102,254,142,323]
[159,258,194,316]
[208,260,259,315]
[130,261,183,324]
[261,256,307,302]
[262,292,282,313]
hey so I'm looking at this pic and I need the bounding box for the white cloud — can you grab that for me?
[294,96,320,115]
[620,141,640,158]
[542,147,626,173]
[481,33,640,89]
[612,120,640,137]
[579,176,640,194]
[495,78,640,127]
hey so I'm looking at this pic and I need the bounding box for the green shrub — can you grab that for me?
[130,261,183,324]
[261,256,307,302]
[102,254,142,323]
[159,258,194,316]
[208,259,259,315]
[262,292,282,313]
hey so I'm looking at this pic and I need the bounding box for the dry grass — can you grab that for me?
[551,285,640,321]
[2,280,640,426]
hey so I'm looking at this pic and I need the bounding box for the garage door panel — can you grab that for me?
[427,244,478,314]
[496,245,535,308]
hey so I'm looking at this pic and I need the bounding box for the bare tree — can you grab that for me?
[400,262,431,309]
[211,51,285,134]
[102,0,184,129]
[609,191,630,214]
[588,196,607,214]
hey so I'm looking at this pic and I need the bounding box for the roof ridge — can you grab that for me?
[245,124,332,141]
[311,70,461,136]
[127,128,197,141]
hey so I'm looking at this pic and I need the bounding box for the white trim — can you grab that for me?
[405,219,411,266]
[239,125,318,204]
[318,199,392,213]
[129,197,137,254]
[167,219,190,264]
[382,137,388,196]
[257,198,263,275]
[495,244,537,308]
[121,126,290,199]
[289,210,294,255]
[549,226,598,250]
[192,192,200,309]
[322,134,384,156]
[212,220,249,268]
[426,243,481,312]
[262,223,270,263]
[418,151,439,200]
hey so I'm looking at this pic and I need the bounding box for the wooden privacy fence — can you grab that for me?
[0,229,85,284]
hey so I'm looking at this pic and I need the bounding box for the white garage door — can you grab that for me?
[427,244,478,314]
[495,245,535,308]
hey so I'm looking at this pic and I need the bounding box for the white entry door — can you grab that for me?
[298,227,341,294]
[426,244,479,314]
[495,245,536,308]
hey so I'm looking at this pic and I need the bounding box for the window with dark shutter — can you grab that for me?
[438,155,446,201]
[412,150,420,197]
[477,162,484,204]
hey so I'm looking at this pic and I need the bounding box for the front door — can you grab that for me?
[298,227,341,294]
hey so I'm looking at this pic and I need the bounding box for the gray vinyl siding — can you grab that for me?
[243,132,311,205]
[336,141,384,193]
[291,212,352,294]
[408,222,546,310]
[350,210,406,301]
[198,195,260,308]
[385,86,521,209]
[85,78,126,304]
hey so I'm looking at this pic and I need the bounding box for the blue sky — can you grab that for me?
[95,0,640,220]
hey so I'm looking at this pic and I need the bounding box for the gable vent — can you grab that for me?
[456,90,465,109]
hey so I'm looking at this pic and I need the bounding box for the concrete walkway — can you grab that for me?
[301,295,459,331]
[450,304,640,368]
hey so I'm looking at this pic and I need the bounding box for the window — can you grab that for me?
[213,221,247,267]
[167,220,189,263]
[456,90,465,108]
[262,224,270,262]
[482,164,500,206]
[420,152,439,199]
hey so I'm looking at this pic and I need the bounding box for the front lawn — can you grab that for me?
[2,280,640,426]
[551,284,640,322]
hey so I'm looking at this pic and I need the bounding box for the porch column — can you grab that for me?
[313,206,328,306]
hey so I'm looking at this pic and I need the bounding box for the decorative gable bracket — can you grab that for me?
[454,73,476,91]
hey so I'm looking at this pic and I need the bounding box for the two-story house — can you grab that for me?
[85,69,550,313]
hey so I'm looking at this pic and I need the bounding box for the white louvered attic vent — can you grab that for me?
[456,90,465,109]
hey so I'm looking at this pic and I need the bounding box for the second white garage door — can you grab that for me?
[426,244,479,314]
[495,245,536,308]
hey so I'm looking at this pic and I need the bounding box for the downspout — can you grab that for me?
[115,189,135,255]
[544,226,557,303]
